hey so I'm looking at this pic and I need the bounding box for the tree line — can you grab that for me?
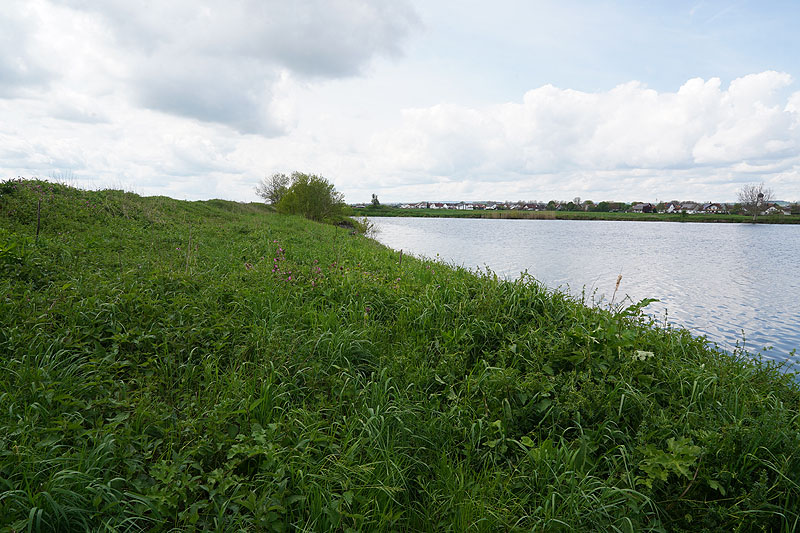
[257,175,785,224]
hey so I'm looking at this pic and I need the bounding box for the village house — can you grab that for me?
[384,199,796,216]
[398,201,428,209]
[699,203,731,214]
[763,204,791,216]
[630,203,655,213]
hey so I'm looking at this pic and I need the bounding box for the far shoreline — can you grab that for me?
[357,207,800,224]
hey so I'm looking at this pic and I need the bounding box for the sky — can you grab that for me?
[2,0,800,204]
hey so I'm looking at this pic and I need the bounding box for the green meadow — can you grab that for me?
[2,179,799,532]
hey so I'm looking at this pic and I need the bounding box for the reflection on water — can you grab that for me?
[371,217,800,363]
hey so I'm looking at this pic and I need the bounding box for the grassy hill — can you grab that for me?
[2,179,799,531]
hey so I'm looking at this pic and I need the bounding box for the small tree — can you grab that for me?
[371,193,380,208]
[256,173,290,205]
[276,172,345,222]
[737,182,774,222]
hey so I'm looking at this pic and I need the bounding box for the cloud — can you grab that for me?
[3,1,799,204]
[0,5,56,96]
[371,72,800,198]
[1,0,419,134]
[36,0,421,134]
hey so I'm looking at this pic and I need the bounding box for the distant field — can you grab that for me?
[357,206,800,223]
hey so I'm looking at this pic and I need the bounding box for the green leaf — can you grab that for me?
[708,480,726,496]
[249,397,264,411]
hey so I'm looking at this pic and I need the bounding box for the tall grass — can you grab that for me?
[2,178,799,531]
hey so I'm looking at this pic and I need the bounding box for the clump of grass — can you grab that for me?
[1,178,799,531]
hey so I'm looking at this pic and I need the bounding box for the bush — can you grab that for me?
[276,172,345,222]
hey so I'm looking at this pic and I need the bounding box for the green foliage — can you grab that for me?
[276,172,345,222]
[255,172,290,205]
[0,230,31,272]
[638,437,703,489]
[350,216,377,238]
[1,179,800,531]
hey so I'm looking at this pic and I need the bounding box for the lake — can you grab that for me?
[370,216,800,366]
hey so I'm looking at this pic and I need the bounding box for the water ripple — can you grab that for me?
[372,217,800,360]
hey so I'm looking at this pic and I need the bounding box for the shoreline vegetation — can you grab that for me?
[356,206,800,223]
[2,179,800,531]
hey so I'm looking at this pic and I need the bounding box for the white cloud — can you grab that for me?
[3,0,419,134]
[0,3,58,96]
[365,72,800,200]
[69,0,419,134]
[3,0,800,204]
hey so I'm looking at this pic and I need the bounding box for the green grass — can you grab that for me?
[2,178,800,531]
[360,206,800,224]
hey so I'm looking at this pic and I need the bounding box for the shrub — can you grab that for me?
[276,172,345,222]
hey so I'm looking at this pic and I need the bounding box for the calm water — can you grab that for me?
[371,217,800,363]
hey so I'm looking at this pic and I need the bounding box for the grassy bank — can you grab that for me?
[2,179,800,531]
[359,206,800,224]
